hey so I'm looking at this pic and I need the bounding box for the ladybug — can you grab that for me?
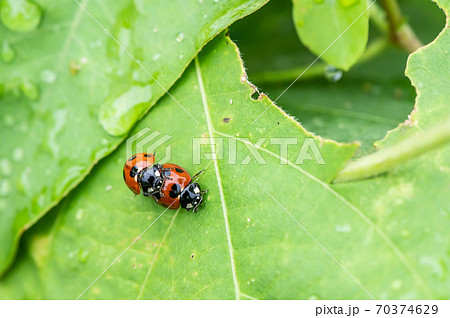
[123,153,164,196]
[153,163,207,212]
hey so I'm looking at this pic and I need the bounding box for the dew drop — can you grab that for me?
[176,32,185,42]
[40,69,57,84]
[339,0,360,7]
[48,109,67,156]
[152,53,160,61]
[0,180,11,196]
[324,65,343,83]
[335,224,351,232]
[213,0,219,2]
[308,295,320,300]
[179,54,184,59]
[89,40,102,48]
[105,185,112,191]
[1,41,15,63]
[99,85,152,136]
[0,0,42,33]
[12,147,24,161]
[203,14,208,19]
[401,229,411,238]
[229,99,233,104]
[390,279,403,290]
[0,158,11,176]
[20,79,39,100]
[78,249,90,263]
[18,166,31,193]
[153,27,158,32]
[56,165,85,196]
[75,209,84,221]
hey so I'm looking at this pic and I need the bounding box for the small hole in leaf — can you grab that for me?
[250,90,259,101]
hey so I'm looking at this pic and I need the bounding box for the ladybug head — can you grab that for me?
[139,164,164,196]
[180,183,206,212]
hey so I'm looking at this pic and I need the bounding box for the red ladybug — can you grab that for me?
[123,153,164,196]
[153,163,207,212]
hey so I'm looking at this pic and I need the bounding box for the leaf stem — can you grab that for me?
[380,0,423,53]
[333,119,450,183]
[250,38,388,84]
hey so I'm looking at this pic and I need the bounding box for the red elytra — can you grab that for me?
[153,163,191,209]
[123,153,155,195]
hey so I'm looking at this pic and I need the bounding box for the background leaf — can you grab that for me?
[291,0,370,70]
[230,0,445,155]
[0,0,269,275]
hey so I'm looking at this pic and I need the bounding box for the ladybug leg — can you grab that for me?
[200,189,208,194]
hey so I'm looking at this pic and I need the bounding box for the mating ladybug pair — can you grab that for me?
[123,153,207,212]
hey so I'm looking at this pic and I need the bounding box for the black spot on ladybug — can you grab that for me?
[175,168,184,173]
[169,183,181,198]
[144,153,152,157]
[128,155,137,161]
[130,165,139,178]
[223,117,231,123]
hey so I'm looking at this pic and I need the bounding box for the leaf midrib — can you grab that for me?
[194,56,241,300]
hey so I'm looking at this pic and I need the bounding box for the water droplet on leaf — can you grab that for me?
[0,158,12,176]
[12,147,24,161]
[152,53,160,61]
[76,209,84,221]
[0,180,11,196]
[40,69,57,83]
[1,41,15,63]
[0,0,42,33]
[176,32,184,42]
[99,85,152,136]
[20,79,39,100]
[324,65,343,83]
[78,249,90,263]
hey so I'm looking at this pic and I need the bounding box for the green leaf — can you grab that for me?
[331,0,450,298]
[378,0,450,146]
[0,0,268,275]
[265,77,415,157]
[0,34,368,299]
[291,0,370,70]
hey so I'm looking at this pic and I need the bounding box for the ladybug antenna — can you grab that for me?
[191,169,205,183]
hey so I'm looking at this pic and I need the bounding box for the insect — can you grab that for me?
[123,153,164,196]
[153,163,207,212]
